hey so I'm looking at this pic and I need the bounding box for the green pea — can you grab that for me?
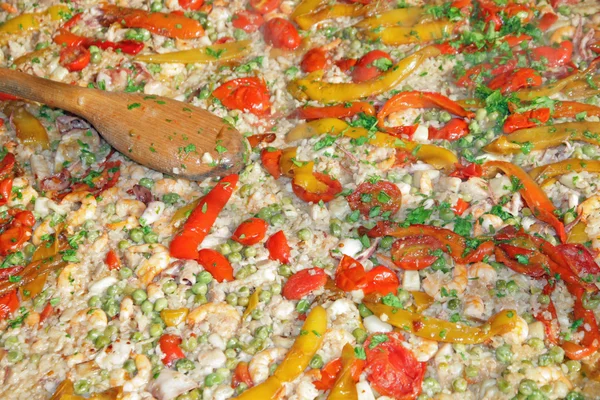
[565,360,581,373]
[522,312,535,324]
[154,298,168,312]
[123,359,137,374]
[527,337,545,351]
[423,377,441,394]
[218,242,232,255]
[95,335,110,348]
[226,293,238,306]
[141,300,154,314]
[6,349,22,363]
[251,309,263,320]
[191,282,208,295]
[204,372,222,387]
[163,280,177,294]
[227,337,240,349]
[176,358,196,372]
[131,332,143,342]
[452,378,467,393]
[257,207,273,220]
[243,246,257,258]
[118,240,130,251]
[238,184,252,198]
[149,323,163,337]
[352,328,367,344]
[506,280,518,293]
[74,379,91,395]
[162,193,180,205]
[439,207,455,221]
[296,299,310,313]
[271,283,282,295]
[107,284,123,298]
[475,108,487,121]
[396,289,410,304]
[129,228,144,243]
[582,291,600,310]
[228,252,243,264]
[228,240,243,252]
[104,325,118,338]
[565,391,585,400]
[132,289,148,305]
[139,177,155,189]
[259,290,272,303]
[150,1,162,11]
[430,256,447,272]
[90,50,102,64]
[106,303,119,318]
[582,144,596,157]
[233,28,247,41]
[235,382,248,395]
[465,365,478,378]
[144,232,159,244]
[278,265,292,277]
[527,390,545,400]
[537,294,550,304]
[330,221,342,237]
[193,270,211,285]
[238,287,250,297]
[564,211,576,225]
[88,295,102,308]
[237,297,249,307]
[538,353,552,366]
[447,298,461,310]
[549,346,564,363]
[181,337,198,352]
[423,110,439,121]
[194,294,207,305]
[309,354,324,369]
[270,213,285,226]
[225,348,237,359]
[358,303,373,318]
[87,329,101,341]
[297,228,312,241]
[497,379,511,393]
[255,326,270,340]
[519,379,537,396]
[379,236,394,250]
[496,344,513,363]
[439,111,452,123]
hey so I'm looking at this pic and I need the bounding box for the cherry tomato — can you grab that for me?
[250,0,281,14]
[197,248,234,282]
[213,77,271,116]
[0,153,16,180]
[364,332,426,400]
[0,226,31,256]
[282,267,327,300]
[232,217,269,246]
[336,58,357,74]
[557,244,600,275]
[391,236,443,270]
[0,290,19,320]
[260,148,282,179]
[452,198,470,216]
[263,18,300,50]
[232,10,264,33]
[178,0,204,10]
[301,48,328,73]
[105,249,121,270]
[347,180,402,218]
[232,361,254,388]
[352,50,393,83]
[0,178,12,207]
[313,358,342,390]
[335,255,398,295]
[59,45,91,72]
[265,230,291,264]
[364,266,399,295]
[292,172,342,203]
[488,68,542,94]
[12,211,35,228]
[158,334,186,366]
[428,118,470,141]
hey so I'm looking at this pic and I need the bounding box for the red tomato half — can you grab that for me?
[250,0,281,14]
[197,248,234,282]
[232,217,269,246]
[347,180,402,218]
[391,236,443,270]
[232,10,264,33]
[263,18,300,50]
[301,48,328,73]
[0,290,19,320]
[282,267,327,300]
[292,172,342,203]
[59,45,91,72]
[265,230,291,264]
[364,332,426,400]
[178,0,204,10]
[213,77,271,116]
[352,50,393,83]
[158,334,186,366]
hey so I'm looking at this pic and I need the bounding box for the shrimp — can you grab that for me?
[187,303,241,339]
[550,26,575,44]
[107,199,147,230]
[32,218,54,245]
[577,194,600,224]
[473,214,504,237]
[524,365,572,392]
[467,262,497,286]
[61,191,98,231]
[127,244,171,286]
[422,264,467,300]
[8,177,38,207]
[402,336,439,362]
[120,297,134,325]
[463,295,485,319]
[57,264,79,295]
[123,354,152,392]
[248,347,287,384]
[68,307,108,337]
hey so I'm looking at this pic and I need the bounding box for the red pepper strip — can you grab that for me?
[260,148,282,179]
[484,161,566,243]
[100,5,204,39]
[295,102,375,121]
[39,302,54,325]
[449,162,483,180]
[503,108,550,133]
[0,265,24,281]
[54,31,145,55]
[530,41,573,68]
[502,34,531,48]
[428,118,470,141]
[494,245,548,278]
[0,290,18,320]
[456,59,517,88]
[54,30,88,47]
[197,249,234,282]
[61,12,83,30]
[169,174,238,259]
[538,12,558,31]
[556,244,600,275]
[0,178,12,207]
[561,284,600,360]
[433,42,460,55]
[488,68,542,94]
[452,198,469,216]
[158,334,186,366]
[553,101,600,119]
[534,283,560,345]
[378,91,475,134]
[265,230,291,264]
[335,255,398,295]
[461,240,495,264]
[0,154,15,180]
[313,358,342,390]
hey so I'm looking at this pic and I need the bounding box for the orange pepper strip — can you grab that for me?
[553,101,600,119]
[327,343,364,400]
[100,5,204,39]
[483,161,566,243]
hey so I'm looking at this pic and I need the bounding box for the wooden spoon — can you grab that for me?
[0,68,248,180]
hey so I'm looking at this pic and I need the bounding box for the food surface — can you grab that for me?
[0,0,600,399]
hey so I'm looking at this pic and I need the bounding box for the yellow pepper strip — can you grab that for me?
[293,162,329,192]
[171,198,201,227]
[0,5,69,45]
[20,228,62,299]
[135,40,251,64]
[563,76,600,100]
[4,104,50,149]
[362,20,454,46]
[285,118,458,172]
[567,221,588,244]
[242,288,262,320]
[50,380,123,400]
[411,291,434,313]
[50,380,75,400]
[161,308,189,327]
[354,7,425,29]
[46,4,71,21]
[14,47,52,66]
[365,301,518,344]
[484,122,600,155]
[289,46,440,103]
[327,343,359,400]
[529,159,600,187]
[514,62,596,101]
[237,306,327,399]
[291,0,328,21]
[296,3,367,31]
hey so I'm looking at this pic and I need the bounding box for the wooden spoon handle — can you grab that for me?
[0,68,85,113]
